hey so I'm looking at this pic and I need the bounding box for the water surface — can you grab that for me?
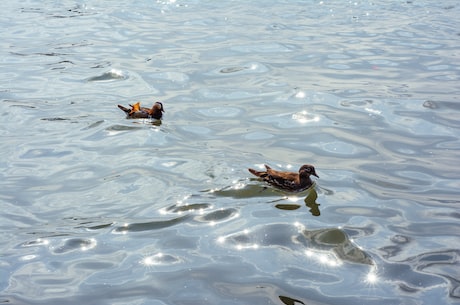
[1,1,459,304]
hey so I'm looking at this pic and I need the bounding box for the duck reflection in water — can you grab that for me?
[273,187,320,216]
[279,295,306,305]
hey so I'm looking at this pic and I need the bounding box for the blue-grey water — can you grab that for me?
[1,1,459,304]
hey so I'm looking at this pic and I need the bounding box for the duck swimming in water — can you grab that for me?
[117,101,164,119]
[248,164,318,192]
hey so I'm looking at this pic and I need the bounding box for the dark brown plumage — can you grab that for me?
[117,101,164,119]
[248,164,318,192]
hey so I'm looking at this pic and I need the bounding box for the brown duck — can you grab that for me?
[117,101,164,119]
[248,164,319,192]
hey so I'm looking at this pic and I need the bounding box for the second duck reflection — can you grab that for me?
[209,183,321,217]
[274,187,320,216]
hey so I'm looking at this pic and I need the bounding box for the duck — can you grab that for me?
[248,164,318,192]
[117,101,164,119]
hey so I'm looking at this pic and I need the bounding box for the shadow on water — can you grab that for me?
[222,222,373,266]
[300,227,373,265]
[205,181,281,198]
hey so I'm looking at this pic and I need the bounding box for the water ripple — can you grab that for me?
[196,106,243,118]
[112,215,191,233]
[86,69,127,82]
[195,208,239,224]
[52,238,97,254]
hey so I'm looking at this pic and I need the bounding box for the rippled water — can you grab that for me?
[1,1,459,304]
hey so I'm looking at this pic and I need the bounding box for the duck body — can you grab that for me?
[248,164,318,192]
[117,101,164,119]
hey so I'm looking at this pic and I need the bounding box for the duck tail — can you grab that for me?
[117,104,131,114]
[248,168,265,177]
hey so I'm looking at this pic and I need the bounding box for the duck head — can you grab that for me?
[299,164,319,178]
[150,102,165,119]
[154,102,165,113]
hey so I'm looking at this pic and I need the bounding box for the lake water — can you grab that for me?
[1,1,459,304]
